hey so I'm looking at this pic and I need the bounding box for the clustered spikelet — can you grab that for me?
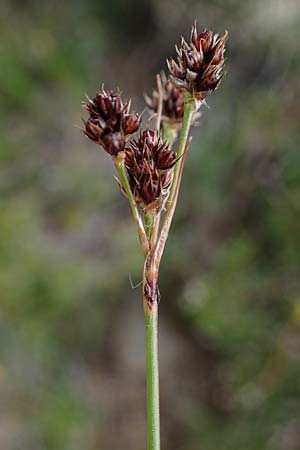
[125,130,176,212]
[83,88,141,156]
[167,22,227,102]
[145,72,202,141]
[82,23,228,212]
[80,23,228,450]
[145,72,185,128]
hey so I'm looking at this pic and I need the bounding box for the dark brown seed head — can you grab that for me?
[167,23,228,102]
[125,129,177,212]
[145,73,201,139]
[82,88,141,156]
[145,72,185,128]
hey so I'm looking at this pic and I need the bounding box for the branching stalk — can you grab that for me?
[82,22,228,450]
[169,95,195,206]
[144,211,155,240]
[154,96,195,267]
[114,156,149,255]
[142,97,195,450]
[155,74,163,133]
[150,214,160,249]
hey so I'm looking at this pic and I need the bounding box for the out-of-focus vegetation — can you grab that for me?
[1,0,300,449]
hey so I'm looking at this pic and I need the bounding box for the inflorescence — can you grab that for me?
[81,23,228,450]
[82,22,227,221]
[125,130,177,212]
[167,23,227,103]
[83,89,141,156]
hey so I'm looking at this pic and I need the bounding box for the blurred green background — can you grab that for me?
[1,0,300,449]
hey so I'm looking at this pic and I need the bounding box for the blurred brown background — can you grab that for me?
[1,0,300,449]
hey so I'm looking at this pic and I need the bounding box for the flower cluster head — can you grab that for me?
[125,130,177,212]
[83,88,141,156]
[167,22,227,102]
[145,72,185,129]
[145,72,202,142]
[81,23,228,219]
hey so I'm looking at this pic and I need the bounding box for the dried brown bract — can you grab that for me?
[167,23,227,102]
[83,88,141,156]
[125,129,176,212]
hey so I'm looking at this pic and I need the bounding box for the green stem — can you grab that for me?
[145,305,160,450]
[169,95,195,203]
[153,96,195,268]
[144,211,154,239]
[114,158,149,255]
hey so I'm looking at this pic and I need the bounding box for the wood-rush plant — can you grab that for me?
[82,22,227,450]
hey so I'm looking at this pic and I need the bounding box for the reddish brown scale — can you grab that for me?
[83,88,141,156]
[145,72,201,137]
[167,23,228,102]
[125,129,177,212]
[145,73,185,127]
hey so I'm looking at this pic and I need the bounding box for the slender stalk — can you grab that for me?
[155,74,163,133]
[150,214,160,249]
[144,266,160,450]
[154,97,195,267]
[169,95,195,204]
[144,211,154,239]
[114,156,149,255]
[142,98,195,450]
[144,211,161,249]
[117,92,195,450]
